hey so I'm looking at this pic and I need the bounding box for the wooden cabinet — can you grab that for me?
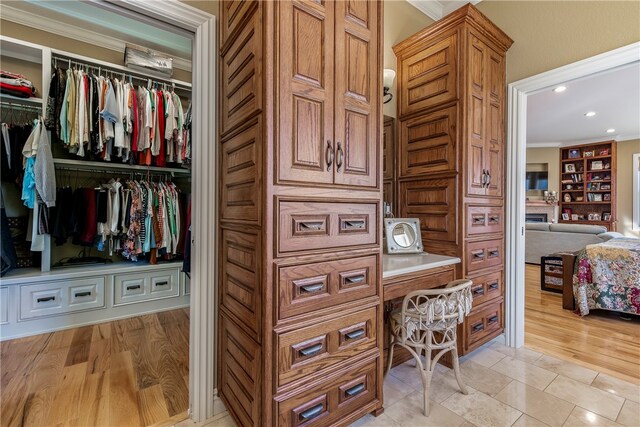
[219,2,383,425]
[558,141,617,231]
[393,4,512,356]
[278,0,378,189]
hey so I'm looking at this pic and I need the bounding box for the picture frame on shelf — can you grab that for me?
[584,150,595,157]
[571,214,579,221]
[576,196,584,202]
[562,213,570,221]
[563,208,572,216]
[604,161,611,169]
[568,149,581,158]
[603,212,611,221]
[565,164,576,173]
[591,160,603,170]
[588,213,595,221]
[593,213,601,221]
[563,193,572,202]
[592,193,603,202]
[598,148,609,156]
[603,193,611,201]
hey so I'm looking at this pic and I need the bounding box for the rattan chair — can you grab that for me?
[386,279,473,416]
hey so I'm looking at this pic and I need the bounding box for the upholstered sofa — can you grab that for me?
[525,223,624,264]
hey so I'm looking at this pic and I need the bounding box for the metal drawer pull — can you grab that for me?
[343,220,365,230]
[486,171,491,186]
[481,169,487,187]
[472,322,484,333]
[489,282,499,290]
[345,383,365,397]
[300,221,324,231]
[300,283,324,294]
[37,296,55,303]
[74,291,91,298]
[345,328,365,340]
[126,284,141,290]
[155,281,169,287]
[298,343,323,357]
[487,315,499,324]
[472,216,485,225]
[336,141,344,172]
[472,286,484,296]
[345,274,365,284]
[471,250,485,260]
[326,140,334,171]
[488,250,499,258]
[489,215,500,224]
[299,404,324,422]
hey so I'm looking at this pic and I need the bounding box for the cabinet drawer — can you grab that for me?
[1,287,8,324]
[469,271,502,307]
[276,356,379,426]
[277,200,378,255]
[276,306,378,390]
[466,206,503,237]
[19,278,105,320]
[114,269,180,306]
[464,298,503,349]
[465,239,503,275]
[278,255,378,320]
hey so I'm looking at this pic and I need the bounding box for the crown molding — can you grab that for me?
[407,0,483,21]
[0,3,192,72]
[527,133,640,148]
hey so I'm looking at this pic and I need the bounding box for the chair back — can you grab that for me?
[402,280,473,327]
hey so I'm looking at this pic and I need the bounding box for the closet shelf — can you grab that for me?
[53,158,190,176]
[0,94,43,106]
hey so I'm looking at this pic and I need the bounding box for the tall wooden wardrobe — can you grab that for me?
[218,1,383,426]
[393,5,513,355]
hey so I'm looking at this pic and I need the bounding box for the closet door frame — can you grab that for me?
[102,1,218,423]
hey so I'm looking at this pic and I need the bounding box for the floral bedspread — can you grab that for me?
[573,238,640,316]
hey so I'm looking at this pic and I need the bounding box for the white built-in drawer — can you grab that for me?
[114,268,180,306]
[1,287,8,324]
[19,278,105,320]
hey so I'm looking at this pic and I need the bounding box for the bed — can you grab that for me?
[572,237,640,316]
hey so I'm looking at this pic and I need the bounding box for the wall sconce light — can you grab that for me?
[383,69,396,104]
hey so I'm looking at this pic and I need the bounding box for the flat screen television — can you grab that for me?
[526,171,548,190]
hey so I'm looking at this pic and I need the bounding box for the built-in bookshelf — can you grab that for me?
[559,141,617,231]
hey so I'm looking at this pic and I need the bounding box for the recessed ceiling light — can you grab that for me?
[553,86,567,93]
[584,111,596,117]
[606,128,616,133]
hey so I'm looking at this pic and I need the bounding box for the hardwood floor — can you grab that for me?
[525,263,640,384]
[0,308,190,427]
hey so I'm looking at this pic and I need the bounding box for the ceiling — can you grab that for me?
[1,1,192,68]
[526,62,640,146]
[407,0,482,21]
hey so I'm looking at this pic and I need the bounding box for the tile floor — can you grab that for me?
[177,338,640,427]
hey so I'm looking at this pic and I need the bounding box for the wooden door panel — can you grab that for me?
[466,34,488,197]
[278,1,334,186]
[486,51,505,198]
[334,1,378,188]
[399,106,457,177]
[383,117,394,180]
[398,35,458,117]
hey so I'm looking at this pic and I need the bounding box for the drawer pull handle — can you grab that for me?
[345,328,365,340]
[74,291,91,298]
[489,282,499,290]
[127,284,141,291]
[472,322,484,333]
[472,216,485,225]
[345,383,365,397]
[300,283,324,294]
[155,281,169,287]
[299,404,324,422]
[37,296,55,303]
[489,215,500,224]
[488,250,499,258]
[345,274,365,284]
[471,250,485,260]
[298,343,323,357]
[488,315,499,324]
[343,220,365,230]
[472,286,484,296]
[300,221,324,231]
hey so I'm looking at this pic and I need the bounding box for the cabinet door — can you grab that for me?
[485,50,505,198]
[333,0,379,188]
[383,116,394,181]
[278,0,335,185]
[466,34,488,197]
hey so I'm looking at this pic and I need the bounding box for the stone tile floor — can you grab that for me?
[177,339,640,427]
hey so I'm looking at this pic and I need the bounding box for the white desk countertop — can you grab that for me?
[382,252,461,279]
